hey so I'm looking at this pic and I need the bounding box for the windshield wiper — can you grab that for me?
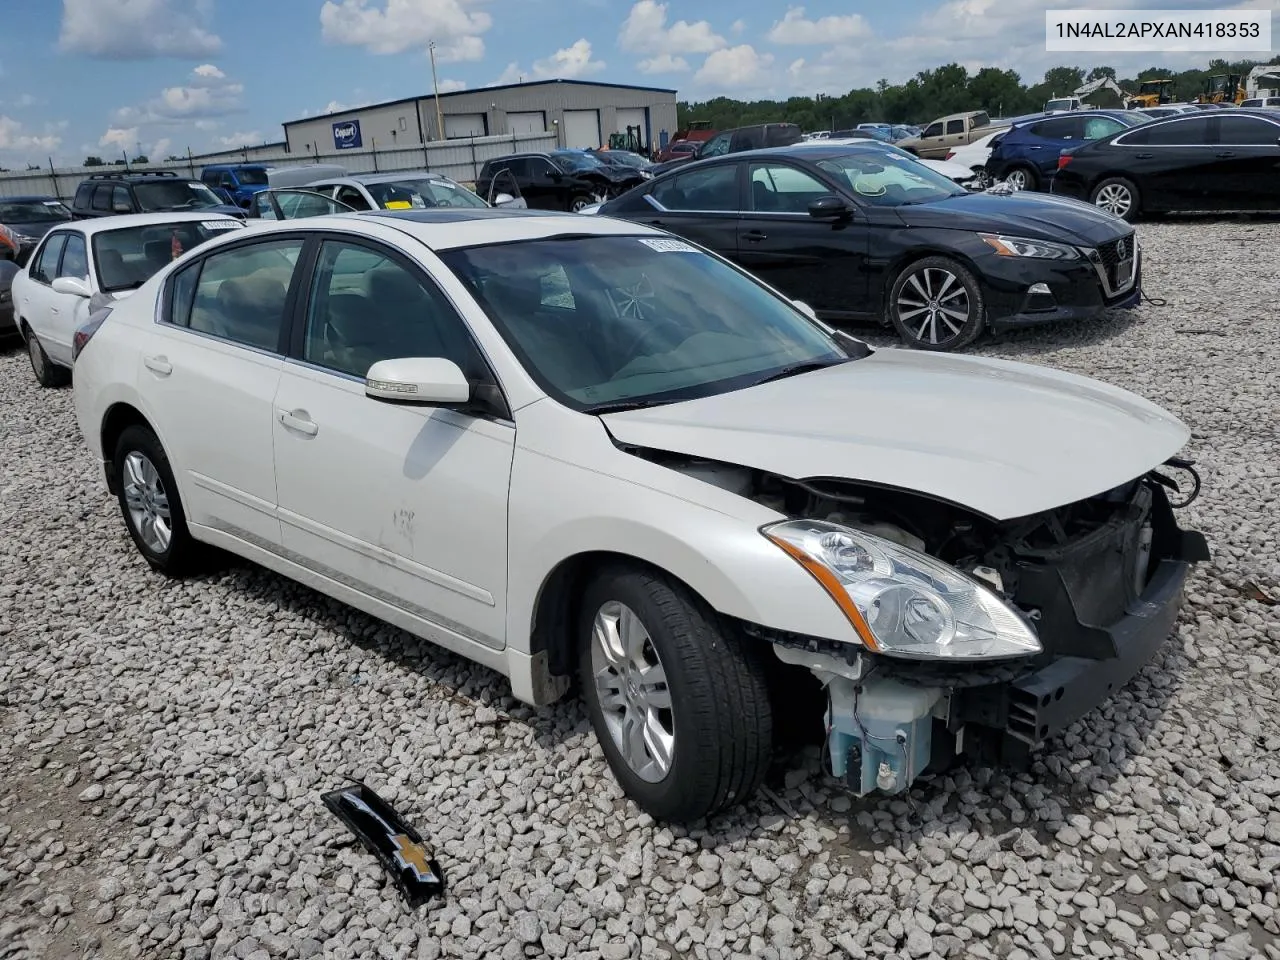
[749,358,849,387]
[585,398,675,415]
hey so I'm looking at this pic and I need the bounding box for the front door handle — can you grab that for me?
[743,230,768,242]
[1135,153,1154,159]
[279,410,318,437]
[143,355,172,376]
[1215,151,1236,159]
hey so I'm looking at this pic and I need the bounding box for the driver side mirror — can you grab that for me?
[365,357,470,405]
[492,193,526,208]
[52,276,91,298]
[808,195,851,219]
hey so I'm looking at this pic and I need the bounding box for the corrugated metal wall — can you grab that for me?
[0,132,558,201]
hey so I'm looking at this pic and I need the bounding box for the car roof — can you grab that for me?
[52,211,243,236]
[232,208,664,251]
[1,195,62,204]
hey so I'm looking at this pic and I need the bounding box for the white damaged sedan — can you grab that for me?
[71,209,1208,821]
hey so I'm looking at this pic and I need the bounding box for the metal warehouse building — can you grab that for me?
[282,79,679,157]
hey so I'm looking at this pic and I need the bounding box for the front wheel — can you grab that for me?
[1004,165,1038,192]
[577,566,773,822]
[1090,176,1140,222]
[569,194,594,213]
[887,256,986,351]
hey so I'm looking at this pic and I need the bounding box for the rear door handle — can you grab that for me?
[279,410,318,437]
[1215,151,1236,158]
[143,355,172,376]
[1135,153,1154,159]
[743,230,768,242]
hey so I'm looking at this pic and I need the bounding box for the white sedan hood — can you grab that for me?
[601,349,1190,521]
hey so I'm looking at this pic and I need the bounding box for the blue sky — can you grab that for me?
[0,0,1274,166]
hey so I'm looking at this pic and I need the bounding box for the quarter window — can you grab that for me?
[749,163,831,214]
[302,239,481,381]
[187,238,305,351]
[1218,116,1280,145]
[651,165,739,212]
[59,234,89,280]
[31,234,67,284]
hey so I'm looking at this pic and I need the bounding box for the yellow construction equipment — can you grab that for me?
[1194,74,1245,105]
[1126,79,1175,109]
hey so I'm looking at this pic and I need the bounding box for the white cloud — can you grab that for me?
[99,126,138,150]
[216,130,264,147]
[533,39,605,79]
[491,63,524,86]
[766,7,870,45]
[319,0,490,60]
[619,1,726,55]
[151,137,172,157]
[693,45,776,93]
[437,79,468,93]
[115,65,245,124]
[638,54,689,74]
[730,19,745,36]
[0,115,63,154]
[59,0,222,59]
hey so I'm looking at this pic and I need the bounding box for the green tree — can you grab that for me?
[83,155,104,166]
[131,154,149,164]
[1086,66,1117,81]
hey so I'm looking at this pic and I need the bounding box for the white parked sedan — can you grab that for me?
[12,212,244,386]
[72,210,1208,821]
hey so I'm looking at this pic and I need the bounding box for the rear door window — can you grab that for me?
[945,119,965,135]
[91,185,114,212]
[1218,116,1280,145]
[651,164,741,212]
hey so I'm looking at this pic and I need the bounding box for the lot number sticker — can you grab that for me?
[638,237,696,253]
[202,220,243,230]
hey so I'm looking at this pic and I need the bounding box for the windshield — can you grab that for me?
[817,152,965,206]
[92,219,244,292]
[0,200,72,223]
[236,168,270,185]
[438,235,855,410]
[601,152,647,168]
[552,152,604,172]
[134,181,225,211]
[366,177,487,210]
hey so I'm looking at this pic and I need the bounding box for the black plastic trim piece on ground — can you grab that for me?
[321,782,445,908]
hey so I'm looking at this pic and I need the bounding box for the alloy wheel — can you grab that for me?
[1095,183,1133,217]
[571,197,592,212]
[122,451,172,554]
[896,268,971,346]
[590,600,675,783]
[1005,168,1030,191]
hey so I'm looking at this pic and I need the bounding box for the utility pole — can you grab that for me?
[428,40,446,141]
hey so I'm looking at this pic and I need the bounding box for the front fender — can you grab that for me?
[504,404,863,657]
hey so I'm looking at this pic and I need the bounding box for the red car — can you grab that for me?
[655,139,700,163]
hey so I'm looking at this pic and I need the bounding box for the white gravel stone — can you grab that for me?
[1,219,1278,959]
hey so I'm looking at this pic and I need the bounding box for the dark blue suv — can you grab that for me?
[986,111,1147,191]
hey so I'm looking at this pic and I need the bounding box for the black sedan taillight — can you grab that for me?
[72,307,112,361]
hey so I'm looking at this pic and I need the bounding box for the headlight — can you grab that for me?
[762,520,1041,661]
[980,234,1080,261]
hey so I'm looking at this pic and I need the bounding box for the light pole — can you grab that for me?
[428,40,446,141]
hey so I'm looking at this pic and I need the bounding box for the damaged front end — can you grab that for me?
[744,460,1210,799]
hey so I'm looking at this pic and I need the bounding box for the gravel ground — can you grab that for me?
[2,217,1278,960]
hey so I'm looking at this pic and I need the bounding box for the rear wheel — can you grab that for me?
[25,326,70,388]
[1090,177,1140,222]
[888,256,986,351]
[577,565,773,822]
[112,425,205,577]
[1004,164,1038,191]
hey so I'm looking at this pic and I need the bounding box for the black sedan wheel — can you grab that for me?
[888,257,985,351]
[1090,177,1140,222]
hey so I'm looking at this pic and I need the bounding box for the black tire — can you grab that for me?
[568,193,594,213]
[1090,176,1141,222]
[1004,164,1039,191]
[577,565,773,822]
[25,326,70,388]
[887,256,986,351]
[112,425,204,577]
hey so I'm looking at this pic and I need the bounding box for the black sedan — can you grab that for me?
[594,144,1140,350]
[1052,110,1280,222]
[0,195,73,267]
